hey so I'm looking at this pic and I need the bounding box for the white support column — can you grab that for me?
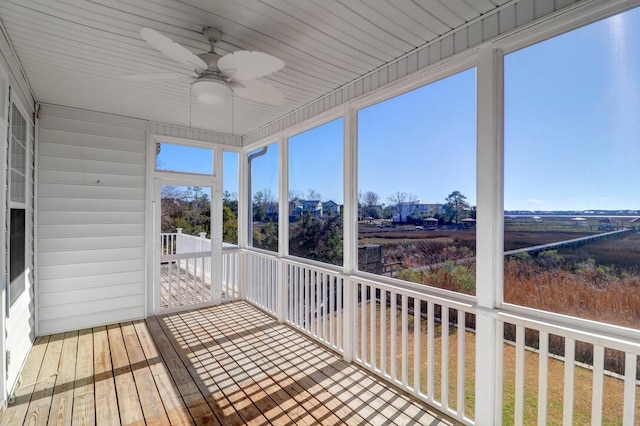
[211,149,223,304]
[238,150,248,300]
[475,45,504,426]
[342,105,358,274]
[276,135,289,322]
[342,105,358,361]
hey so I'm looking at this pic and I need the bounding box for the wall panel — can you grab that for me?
[37,105,146,335]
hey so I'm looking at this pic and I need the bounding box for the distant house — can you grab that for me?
[461,218,476,228]
[598,217,620,230]
[302,200,323,217]
[424,217,439,228]
[571,217,587,227]
[323,200,341,216]
[291,199,343,220]
[394,201,443,222]
[265,202,279,221]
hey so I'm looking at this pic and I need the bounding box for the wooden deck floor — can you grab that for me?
[0,302,456,425]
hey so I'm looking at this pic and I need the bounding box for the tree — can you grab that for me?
[442,191,470,224]
[223,191,238,244]
[388,192,417,223]
[361,190,380,219]
[307,188,321,200]
[160,186,210,237]
[289,212,343,265]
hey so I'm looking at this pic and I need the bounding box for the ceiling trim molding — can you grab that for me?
[242,0,588,146]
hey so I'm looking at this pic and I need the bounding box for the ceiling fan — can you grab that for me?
[124,27,285,106]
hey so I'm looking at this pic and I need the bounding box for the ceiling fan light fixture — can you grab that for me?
[191,77,231,105]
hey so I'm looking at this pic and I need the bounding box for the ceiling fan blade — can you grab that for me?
[140,28,207,70]
[218,51,284,81]
[233,80,284,106]
[120,72,189,82]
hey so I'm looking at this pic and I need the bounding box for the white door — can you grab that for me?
[153,180,222,313]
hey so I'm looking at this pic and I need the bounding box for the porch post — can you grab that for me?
[342,105,357,362]
[276,134,289,322]
[238,151,248,300]
[211,151,223,304]
[475,45,504,425]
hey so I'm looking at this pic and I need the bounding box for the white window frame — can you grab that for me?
[7,98,30,311]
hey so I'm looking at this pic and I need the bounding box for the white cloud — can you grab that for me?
[528,198,543,204]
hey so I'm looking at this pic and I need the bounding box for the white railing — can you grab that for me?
[222,248,239,301]
[160,230,239,309]
[245,250,278,316]
[243,249,475,424]
[160,232,177,255]
[161,252,210,310]
[239,249,640,426]
[176,230,212,280]
[284,259,344,353]
[352,276,475,424]
[498,312,640,425]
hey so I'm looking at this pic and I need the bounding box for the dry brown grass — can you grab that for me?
[504,258,640,329]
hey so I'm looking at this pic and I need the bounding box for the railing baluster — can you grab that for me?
[337,278,343,352]
[370,285,377,370]
[322,273,328,341]
[329,275,335,348]
[305,269,310,333]
[320,272,324,338]
[391,291,397,382]
[457,309,465,417]
[414,298,421,396]
[170,260,175,308]
[562,337,576,426]
[311,271,317,337]
[361,283,367,363]
[623,352,637,425]
[381,290,387,376]
[515,325,525,425]
[298,266,304,329]
[537,331,549,426]
[591,345,604,426]
[401,295,408,386]
[427,301,435,401]
[442,306,450,410]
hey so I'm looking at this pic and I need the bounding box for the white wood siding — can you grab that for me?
[0,20,36,401]
[37,105,146,335]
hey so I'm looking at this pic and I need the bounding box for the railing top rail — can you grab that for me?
[282,256,343,276]
[354,274,476,311]
[161,252,209,261]
[243,247,476,310]
[498,311,640,354]
[242,247,280,259]
[502,302,640,343]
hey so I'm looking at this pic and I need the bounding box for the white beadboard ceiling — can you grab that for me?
[0,0,577,139]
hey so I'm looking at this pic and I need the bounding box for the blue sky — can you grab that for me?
[504,7,640,211]
[161,7,640,212]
